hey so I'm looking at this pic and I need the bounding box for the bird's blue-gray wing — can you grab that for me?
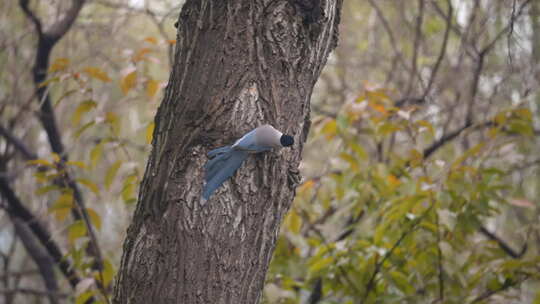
[207,146,231,158]
[202,149,249,199]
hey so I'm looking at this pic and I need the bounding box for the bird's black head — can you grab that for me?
[280,135,294,147]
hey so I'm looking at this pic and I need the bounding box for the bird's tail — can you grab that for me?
[203,147,248,200]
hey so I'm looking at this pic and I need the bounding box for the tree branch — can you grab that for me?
[19,0,42,35]
[0,177,81,289]
[422,0,452,100]
[470,274,529,303]
[46,0,86,43]
[18,1,106,287]
[12,218,59,304]
[0,124,37,160]
[479,226,527,259]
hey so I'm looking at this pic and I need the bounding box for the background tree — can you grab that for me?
[1,0,540,303]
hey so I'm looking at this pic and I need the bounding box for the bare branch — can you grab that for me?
[12,218,59,304]
[470,274,529,303]
[423,0,453,100]
[0,177,81,289]
[19,0,42,35]
[405,0,425,97]
[47,0,86,42]
[479,226,527,259]
[0,124,37,160]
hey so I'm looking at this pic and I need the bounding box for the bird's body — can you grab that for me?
[202,125,294,200]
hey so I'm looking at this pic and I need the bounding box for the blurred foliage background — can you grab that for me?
[0,0,539,303]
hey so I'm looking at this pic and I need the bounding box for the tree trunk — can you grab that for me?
[113,1,342,303]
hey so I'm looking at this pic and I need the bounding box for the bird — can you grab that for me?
[202,125,294,200]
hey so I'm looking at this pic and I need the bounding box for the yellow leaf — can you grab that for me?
[96,259,114,286]
[83,67,111,82]
[144,37,157,44]
[365,89,391,103]
[120,71,137,95]
[90,142,104,168]
[50,193,74,221]
[86,208,102,230]
[378,122,401,136]
[50,58,70,72]
[72,100,97,126]
[66,161,86,169]
[370,103,388,115]
[409,149,423,167]
[133,48,152,62]
[167,39,176,45]
[76,178,99,195]
[35,185,60,195]
[145,122,155,144]
[298,180,314,194]
[27,159,53,167]
[75,291,93,304]
[105,112,120,136]
[105,161,122,190]
[74,121,95,139]
[350,142,368,160]
[286,209,302,234]
[494,111,508,125]
[452,142,485,169]
[51,153,61,163]
[513,108,532,121]
[339,152,359,171]
[146,79,160,98]
[121,183,134,202]
[321,119,337,139]
[38,77,60,88]
[68,220,87,243]
[387,174,401,186]
[416,120,435,137]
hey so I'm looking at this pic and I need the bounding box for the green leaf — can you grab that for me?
[68,220,87,243]
[105,161,122,190]
[309,256,333,274]
[72,100,97,126]
[350,142,368,160]
[507,120,533,136]
[390,270,414,294]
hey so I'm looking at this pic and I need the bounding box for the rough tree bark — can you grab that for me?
[113,0,342,303]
